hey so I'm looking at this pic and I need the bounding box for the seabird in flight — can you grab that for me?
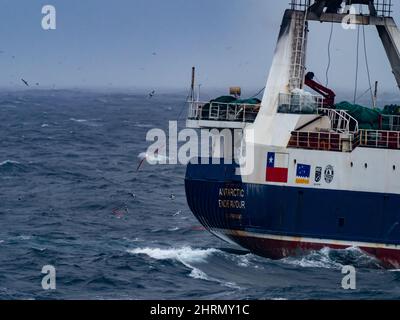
[148,90,155,99]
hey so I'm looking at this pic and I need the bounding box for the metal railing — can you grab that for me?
[188,101,260,123]
[278,92,324,114]
[290,0,393,17]
[289,129,400,152]
[288,131,358,152]
[290,0,311,11]
[381,115,400,131]
[277,94,359,134]
[375,0,393,17]
[318,108,359,133]
[359,129,400,149]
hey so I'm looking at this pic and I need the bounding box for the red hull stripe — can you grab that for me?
[212,229,400,268]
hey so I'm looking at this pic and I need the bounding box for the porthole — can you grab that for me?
[350,162,354,167]
[365,163,368,169]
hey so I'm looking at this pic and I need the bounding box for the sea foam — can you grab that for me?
[128,247,218,264]
[128,247,241,289]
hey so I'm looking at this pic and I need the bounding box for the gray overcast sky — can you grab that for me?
[0,0,399,94]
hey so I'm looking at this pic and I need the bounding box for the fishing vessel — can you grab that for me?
[184,0,400,268]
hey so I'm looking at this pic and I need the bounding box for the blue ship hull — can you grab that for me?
[185,160,400,268]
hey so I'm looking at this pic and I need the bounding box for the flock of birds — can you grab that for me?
[2,49,158,96]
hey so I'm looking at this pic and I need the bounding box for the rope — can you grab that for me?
[362,23,374,106]
[353,24,360,104]
[249,87,265,98]
[177,92,191,122]
[356,87,372,101]
[326,22,334,87]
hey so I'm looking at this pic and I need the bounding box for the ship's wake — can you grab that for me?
[129,245,382,286]
[128,247,241,289]
[280,247,382,270]
[127,244,385,299]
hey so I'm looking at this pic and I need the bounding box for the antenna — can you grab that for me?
[190,67,195,102]
[373,81,378,109]
[197,84,201,102]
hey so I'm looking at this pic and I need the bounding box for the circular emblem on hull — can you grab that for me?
[324,165,334,183]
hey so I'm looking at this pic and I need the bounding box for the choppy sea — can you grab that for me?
[1,89,400,300]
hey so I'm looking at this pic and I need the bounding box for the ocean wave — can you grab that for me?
[69,118,102,127]
[220,251,264,270]
[128,247,219,264]
[133,122,154,129]
[281,247,343,269]
[17,235,32,241]
[185,265,242,290]
[70,118,87,123]
[280,246,381,269]
[236,255,252,268]
[0,160,21,166]
[0,160,27,173]
[168,227,180,232]
[128,247,241,289]
[122,237,143,243]
[0,104,17,108]
[187,267,210,281]
[331,246,382,268]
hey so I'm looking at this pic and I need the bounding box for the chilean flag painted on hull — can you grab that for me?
[266,152,289,183]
